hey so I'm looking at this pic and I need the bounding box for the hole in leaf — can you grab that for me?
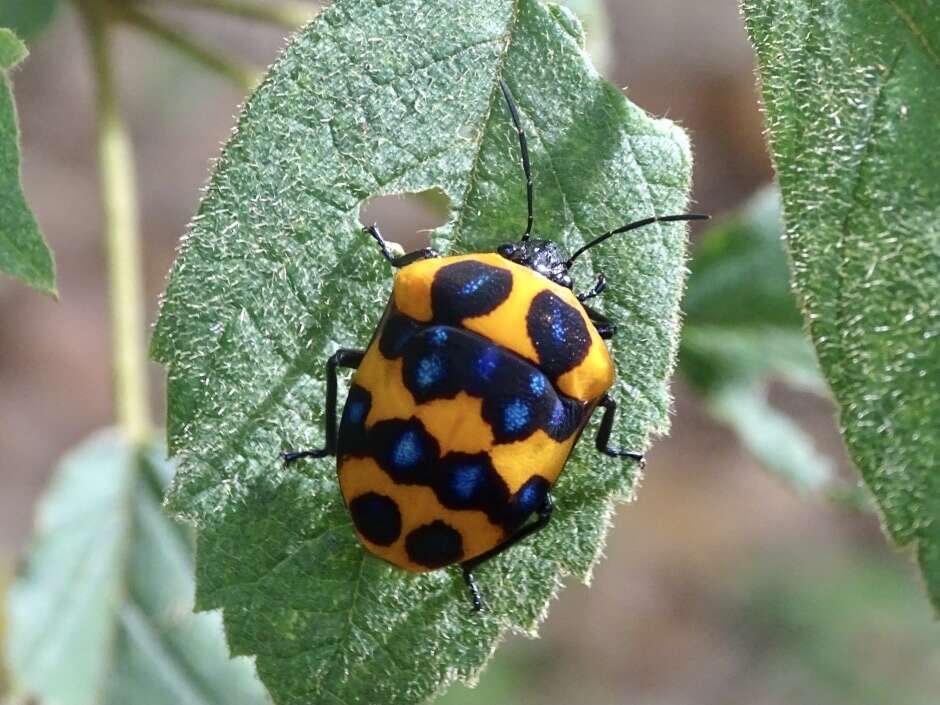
[358,188,451,251]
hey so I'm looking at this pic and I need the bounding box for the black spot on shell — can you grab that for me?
[369,417,439,485]
[543,396,587,442]
[503,475,551,531]
[526,290,591,380]
[349,492,402,546]
[400,326,464,403]
[337,384,371,457]
[432,452,510,523]
[405,520,464,568]
[378,311,423,359]
[431,260,512,324]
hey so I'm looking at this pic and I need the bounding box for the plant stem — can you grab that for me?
[79,3,152,446]
[157,0,317,30]
[120,5,259,92]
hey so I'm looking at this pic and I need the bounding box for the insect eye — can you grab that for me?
[496,243,517,258]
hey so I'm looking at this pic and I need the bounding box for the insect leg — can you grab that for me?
[577,273,607,302]
[581,302,616,339]
[282,348,364,463]
[594,394,644,462]
[459,494,555,612]
[363,224,439,268]
[462,569,483,612]
[498,79,534,240]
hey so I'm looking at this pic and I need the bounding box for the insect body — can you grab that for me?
[284,80,706,610]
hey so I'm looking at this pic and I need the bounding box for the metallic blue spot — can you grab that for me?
[450,464,484,501]
[475,347,499,382]
[416,355,444,388]
[550,311,566,342]
[502,399,530,432]
[460,274,490,296]
[517,482,541,512]
[528,373,546,396]
[346,400,367,424]
[428,327,448,345]
[392,431,422,468]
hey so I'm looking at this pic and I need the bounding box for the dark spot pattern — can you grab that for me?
[527,290,591,380]
[431,260,513,324]
[377,312,423,359]
[406,521,464,568]
[337,284,602,561]
[503,475,551,531]
[369,417,440,485]
[400,329,463,403]
[376,312,587,442]
[433,452,510,523]
[544,397,584,441]
[337,384,371,457]
[349,492,402,546]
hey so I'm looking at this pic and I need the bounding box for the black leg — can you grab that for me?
[460,494,555,612]
[594,394,643,463]
[462,568,483,612]
[363,224,439,268]
[578,273,607,302]
[498,79,534,241]
[582,302,616,339]
[282,348,364,463]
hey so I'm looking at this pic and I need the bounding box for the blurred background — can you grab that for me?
[2,1,939,704]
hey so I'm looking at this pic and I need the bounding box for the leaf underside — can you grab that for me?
[0,27,55,295]
[5,430,268,705]
[152,0,693,702]
[744,1,940,606]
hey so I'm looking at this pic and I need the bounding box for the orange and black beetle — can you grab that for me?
[285,80,706,609]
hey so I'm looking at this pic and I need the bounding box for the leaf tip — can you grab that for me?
[0,28,27,71]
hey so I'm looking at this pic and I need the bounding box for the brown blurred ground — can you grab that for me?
[2,2,937,704]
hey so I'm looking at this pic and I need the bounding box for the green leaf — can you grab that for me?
[0,27,55,295]
[0,26,25,68]
[683,188,800,333]
[708,384,832,494]
[554,0,611,72]
[743,0,940,606]
[152,0,693,702]
[680,187,833,493]
[5,430,269,705]
[0,0,59,42]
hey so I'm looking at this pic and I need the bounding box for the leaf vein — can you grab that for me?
[885,0,940,71]
[449,0,520,252]
[833,48,904,356]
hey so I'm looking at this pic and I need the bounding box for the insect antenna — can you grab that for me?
[565,213,710,267]
[498,79,534,241]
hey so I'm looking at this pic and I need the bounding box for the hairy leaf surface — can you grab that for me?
[744,1,940,604]
[0,28,55,295]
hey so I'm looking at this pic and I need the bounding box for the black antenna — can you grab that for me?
[498,79,534,241]
[566,213,710,266]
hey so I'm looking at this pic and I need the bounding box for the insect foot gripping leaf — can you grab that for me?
[744,1,940,609]
[151,0,693,702]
